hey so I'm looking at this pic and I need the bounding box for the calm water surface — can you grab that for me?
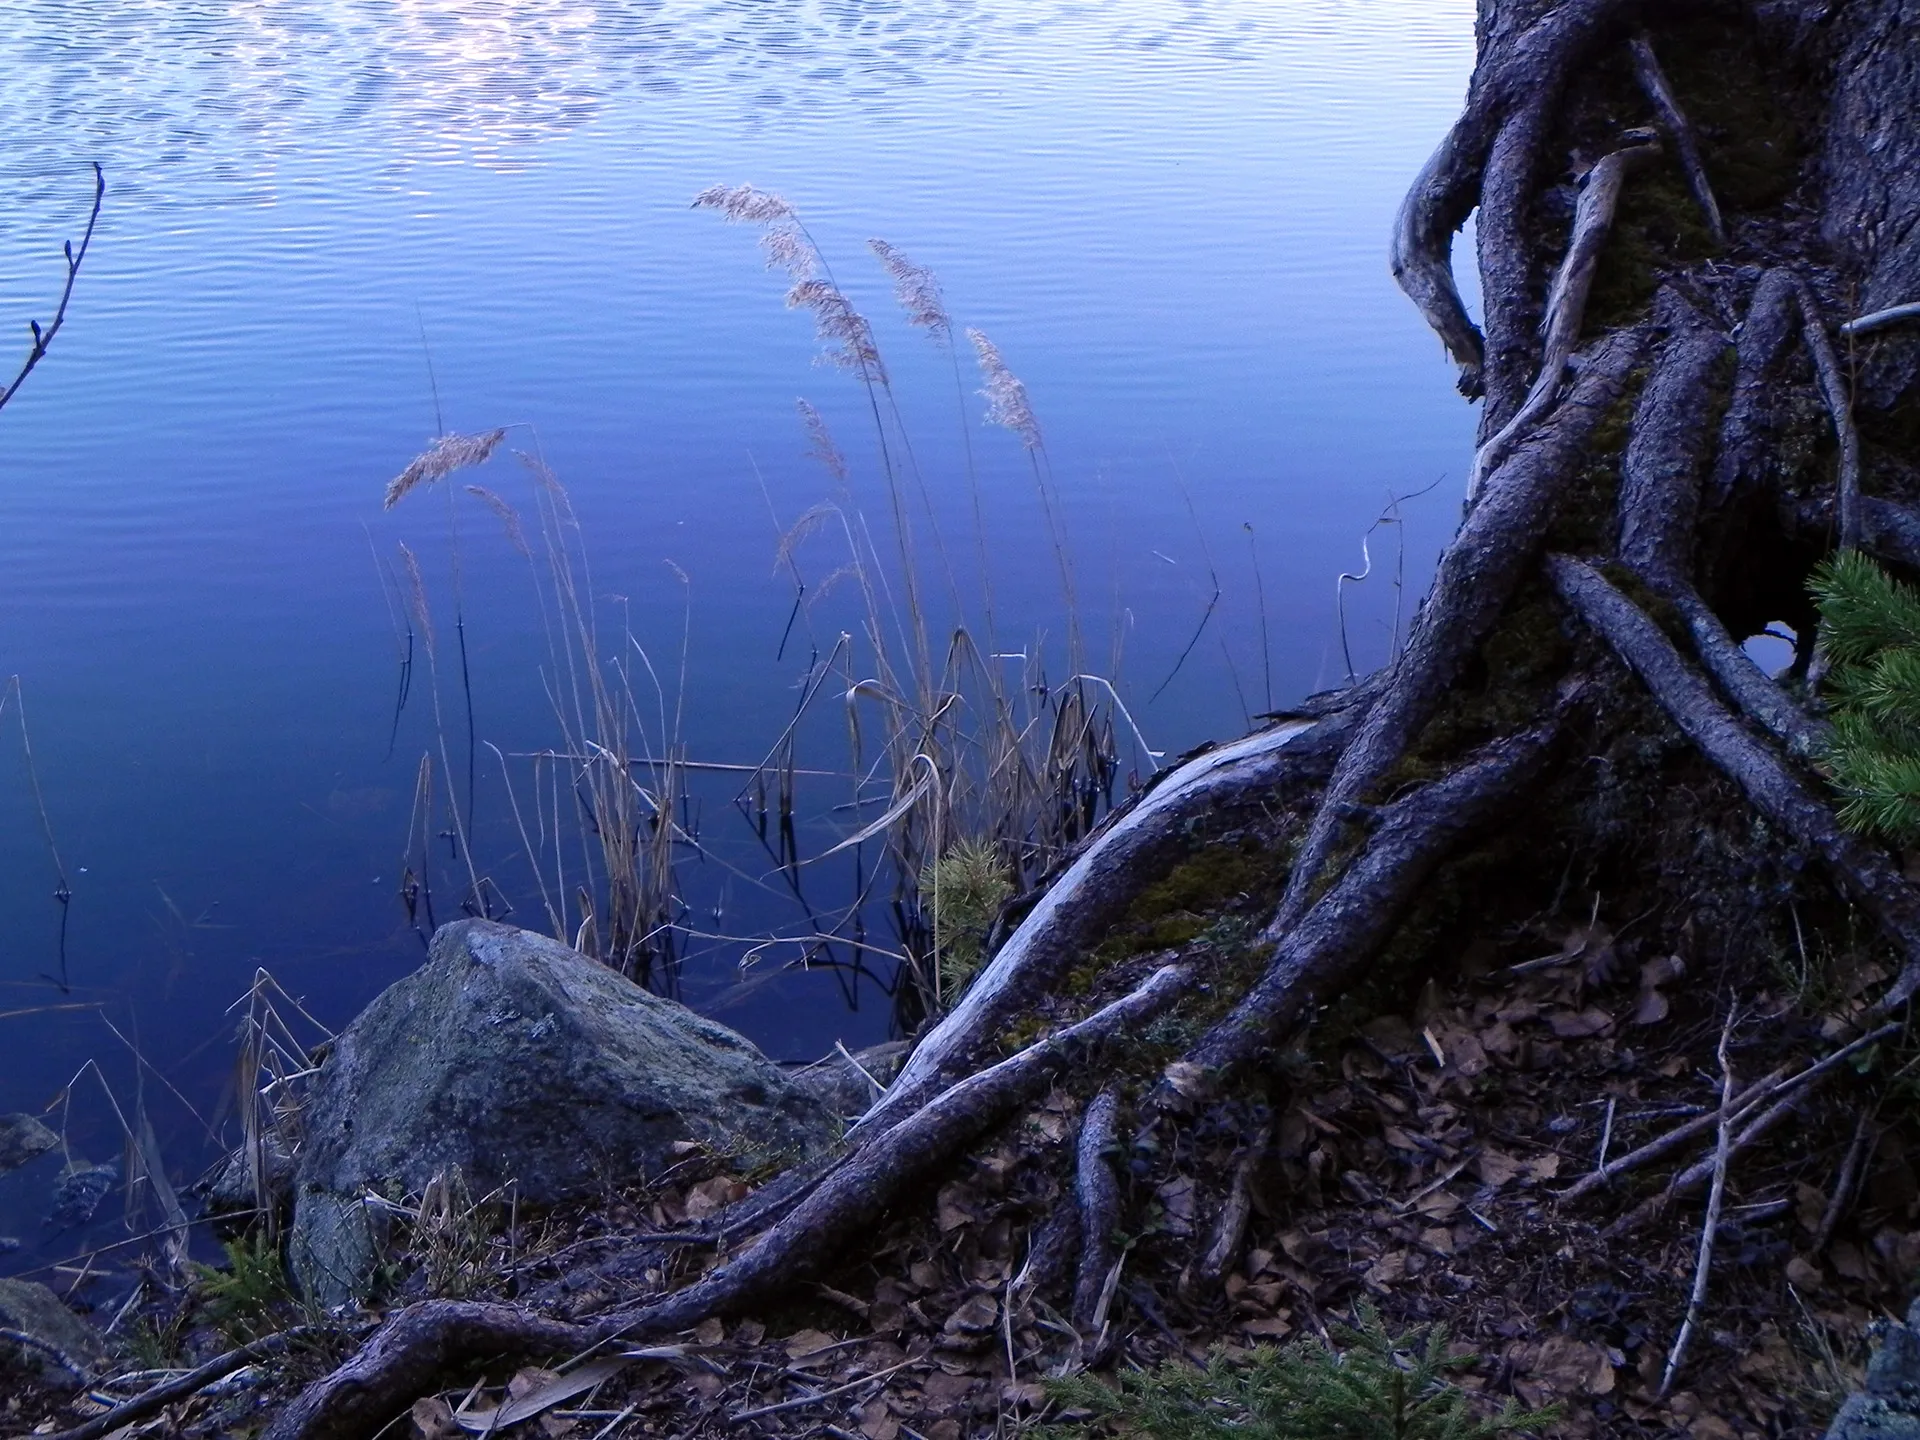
[0,0,1476,1265]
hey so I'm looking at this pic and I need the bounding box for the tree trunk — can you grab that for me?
[229,4,1920,1435]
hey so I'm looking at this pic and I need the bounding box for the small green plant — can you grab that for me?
[1046,1305,1555,1440]
[193,1231,295,1343]
[123,1309,190,1371]
[1812,551,1920,842]
[921,838,1016,1001]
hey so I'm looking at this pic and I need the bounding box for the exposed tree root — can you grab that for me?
[211,9,1920,1437]
[1391,0,1643,403]
[863,701,1364,1133]
[1070,1086,1123,1343]
[1629,30,1725,244]
[1470,135,1660,495]
[1616,292,1827,755]
[1704,268,1798,522]
[1471,0,1648,429]
[1161,702,1571,1101]
[1859,495,1920,573]
[45,1327,355,1440]
[1794,276,1864,551]
[1193,1123,1265,1298]
[1843,300,1920,338]
[1546,555,1920,1006]
[1274,330,1645,935]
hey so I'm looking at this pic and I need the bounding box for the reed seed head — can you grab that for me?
[384,428,507,510]
[789,278,887,383]
[966,329,1042,451]
[761,224,817,282]
[464,484,530,558]
[869,239,950,339]
[796,399,848,485]
[691,184,796,224]
[398,541,435,656]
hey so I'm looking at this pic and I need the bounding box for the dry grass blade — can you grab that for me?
[385,429,508,510]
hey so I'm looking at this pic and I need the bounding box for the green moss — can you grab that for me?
[1567,17,1806,334]
[1598,561,1689,644]
[1660,17,1805,214]
[1588,167,1717,333]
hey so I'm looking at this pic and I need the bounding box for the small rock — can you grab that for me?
[47,1162,117,1231]
[0,1114,58,1175]
[0,1276,108,1385]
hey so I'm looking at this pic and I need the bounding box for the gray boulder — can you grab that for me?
[0,1277,107,1385]
[1827,1297,1920,1439]
[0,1113,57,1175]
[289,920,836,1304]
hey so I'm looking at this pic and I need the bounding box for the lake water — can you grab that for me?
[0,0,1475,1268]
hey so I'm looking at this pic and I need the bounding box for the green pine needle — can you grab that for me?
[1813,553,1920,846]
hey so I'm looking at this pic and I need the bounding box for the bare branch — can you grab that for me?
[0,163,105,417]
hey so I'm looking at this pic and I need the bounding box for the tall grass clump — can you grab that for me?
[381,427,692,991]
[696,183,1157,1024]
[372,187,1156,1029]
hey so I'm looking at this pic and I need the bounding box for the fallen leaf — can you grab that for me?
[412,1397,460,1440]
[859,1398,900,1440]
[1548,1006,1614,1039]
[693,1317,724,1346]
[908,1260,942,1291]
[1364,1253,1407,1289]
[922,1371,978,1408]
[1831,1241,1873,1282]
[936,1183,978,1232]
[1156,1175,1197,1237]
[684,1175,747,1218]
[1527,1335,1615,1398]
[1477,1150,1524,1188]
[1002,1381,1049,1408]
[784,1328,839,1360]
[1163,1059,1208,1099]
[1241,1314,1293,1338]
[507,1369,560,1401]
[943,1293,1000,1335]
